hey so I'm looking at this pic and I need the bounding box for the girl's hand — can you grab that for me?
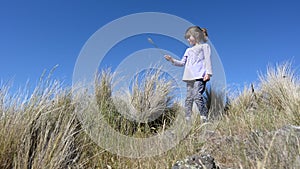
[203,74,211,82]
[164,55,173,62]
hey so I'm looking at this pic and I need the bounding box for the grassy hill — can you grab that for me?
[0,62,299,169]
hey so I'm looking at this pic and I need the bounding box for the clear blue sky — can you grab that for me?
[1,0,299,91]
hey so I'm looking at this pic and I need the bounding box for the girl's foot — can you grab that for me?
[200,116,207,123]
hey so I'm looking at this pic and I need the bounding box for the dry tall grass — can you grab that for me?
[0,71,81,169]
[0,62,299,168]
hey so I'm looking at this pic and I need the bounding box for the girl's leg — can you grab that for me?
[194,80,208,118]
[185,81,194,118]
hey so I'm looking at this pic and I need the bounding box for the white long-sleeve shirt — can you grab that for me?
[173,43,212,81]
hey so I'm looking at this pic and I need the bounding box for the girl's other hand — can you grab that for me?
[203,74,211,82]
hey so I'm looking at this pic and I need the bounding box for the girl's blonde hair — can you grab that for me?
[184,26,208,43]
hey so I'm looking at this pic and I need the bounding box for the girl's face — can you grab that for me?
[187,35,196,46]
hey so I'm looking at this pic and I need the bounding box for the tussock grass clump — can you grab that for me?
[258,62,300,125]
[94,68,180,137]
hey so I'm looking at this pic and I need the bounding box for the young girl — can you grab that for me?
[164,26,212,121]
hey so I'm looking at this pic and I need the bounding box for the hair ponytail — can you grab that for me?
[200,28,208,38]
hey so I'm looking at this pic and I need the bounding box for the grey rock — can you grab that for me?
[172,153,219,169]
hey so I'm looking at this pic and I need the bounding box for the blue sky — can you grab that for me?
[0,0,299,92]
